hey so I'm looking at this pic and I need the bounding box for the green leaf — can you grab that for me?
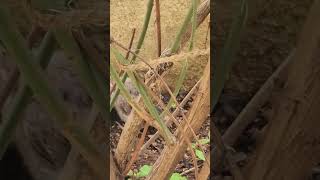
[0,31,56,159]
[110,47,175,144]
[162,59,188,116]
[198,138,210,145]
[211,0,248,112]
[53,27,109,123]
[170,173,187,180]
[191,138,209,151]
[195,149,205,161]
[171,102,177,109]
[170,5,193,54]
[110,0,154,109]
[136,165,152,177]
[128,72,175,144]
[0,5,105,178]
[111,47,130,65]
[110,63,142,113]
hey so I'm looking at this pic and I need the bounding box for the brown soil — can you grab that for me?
[216,0,313,97]
[214,0,317,179]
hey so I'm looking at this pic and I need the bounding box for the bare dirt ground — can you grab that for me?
[214,0,318,179]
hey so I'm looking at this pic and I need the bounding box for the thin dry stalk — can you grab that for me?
[113,0,210,173]
[198,153,210,180]
[188,142,199,179]
[223,50,294,146]
[115,110,145,172]
[113,38,209,166]
[140,79,201,153]
[125,29,136,60]
[110,28,136,94]
[146,61,210,179]
[111,151,123,180]
[123,123,149,175]
[180,0,210,48]
[246,1,320,179]
[212,124,244,179]
[211,50,294,174]
[154,0,161,57]
[204,18,210,49]
[135,79,201,178]
[140,56,209,167]
[114,46,209,72]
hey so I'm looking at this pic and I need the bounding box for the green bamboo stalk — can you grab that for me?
[110,0,154,109]
[0,5,106,179]
[53,28,109,122]
[111,47,130,65]
[211,0,248,111]
[111,48,175,144]
[128,72,176,144]
[130,0,154,62]
[82,48,108,100]
[110,62,161,127]
[188,0,198,51]
[170,4,193,54]
[0,31,56,159]
[110,63,143,114]
[161,59,188,117]
[162,0,198,117]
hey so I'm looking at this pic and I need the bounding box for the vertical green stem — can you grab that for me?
[110,0,154,109]
[53,28,109,122]
[0,5,106,179]
[170,4,193,53]
[211,0,248,111]
[0,31,56,158]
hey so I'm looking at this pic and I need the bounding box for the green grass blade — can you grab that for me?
[127,72,176,144]
[161,0,198,117]
[53,27,109,123]
[111,47,130,65]
[211,0,248,111]
[130,0,154,62]
[0,31,56,159]
[188,0,198,51]
[110,63,143,113]
[170,4,193,54]
[160,59,188,117]
[0,5,106,179]
[110,0,154,109]
[111,48,175,144]
[80,45,108,98]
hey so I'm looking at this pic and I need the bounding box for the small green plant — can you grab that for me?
[127,165,152,179]
[127,165,188,180]
[191,138,210,161]
[170,173,187,180]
